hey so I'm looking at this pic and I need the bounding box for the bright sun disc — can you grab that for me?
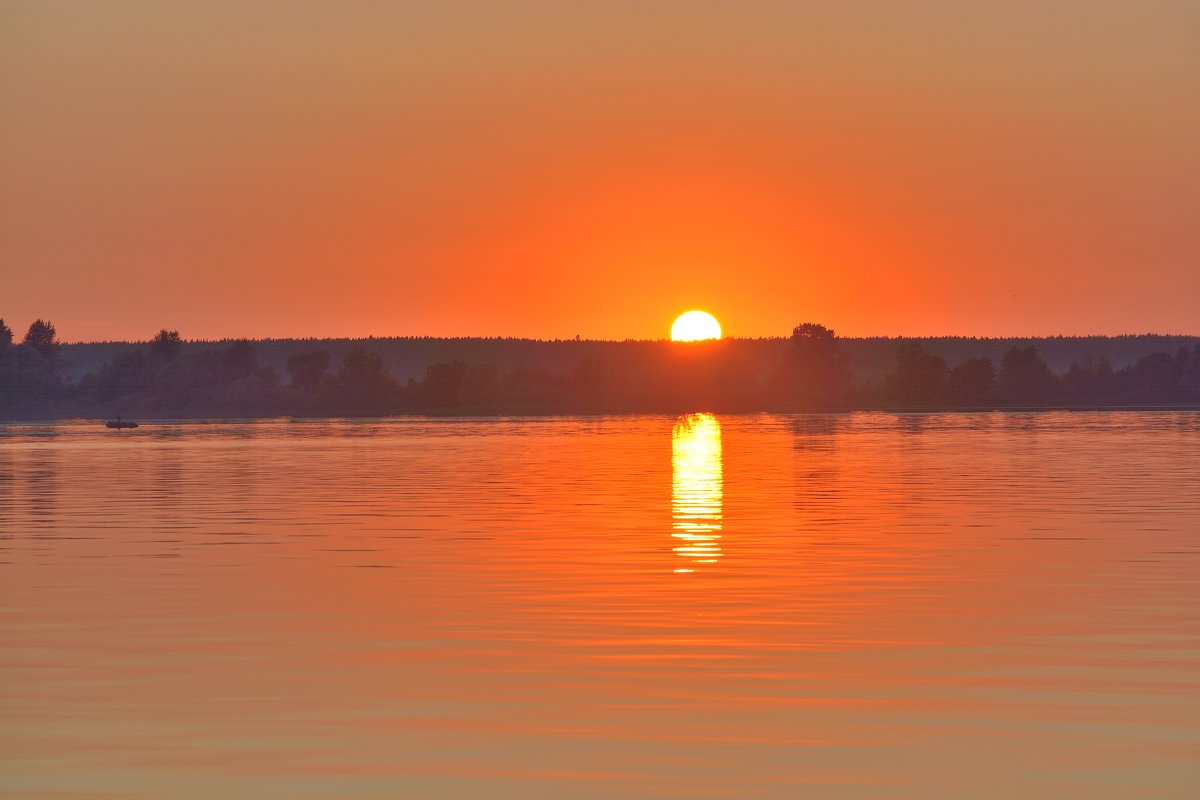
[671,310,722,342]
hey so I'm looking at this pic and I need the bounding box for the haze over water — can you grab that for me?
[2,413,1198,798]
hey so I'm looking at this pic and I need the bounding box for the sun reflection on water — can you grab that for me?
[671,413,723,572]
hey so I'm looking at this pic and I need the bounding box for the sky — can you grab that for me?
[2,1,1198,342]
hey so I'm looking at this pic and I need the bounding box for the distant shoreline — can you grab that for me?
[53,333,1200,384]
[5,403,1200,425]
[5,326,1198,421]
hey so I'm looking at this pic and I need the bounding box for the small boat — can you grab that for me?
[105,417,139,429]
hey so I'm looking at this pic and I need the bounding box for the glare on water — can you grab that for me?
[671,413,723,571]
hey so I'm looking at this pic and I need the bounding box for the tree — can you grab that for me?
[568,356,606,401]
[786,323,852,405]
[335,346,397,414]
[286,350,332,392]
[1173,347,1196,400]
[221,340,257,384]
[947,357,996,406]
[502,365,562,406]
[22,319,58,357]
[1180,345,1200,402]
[1117,351,1180,402]
[998,346,1058,404]
[885,343,947,405]
[0,319,15,404]
[149,329,183,362]
[338,347,388,388]
[462,363,500,405]
[791,323,840,361]
[1063,358,1113,403]
[422,361,468,406]
[82,350,150,402]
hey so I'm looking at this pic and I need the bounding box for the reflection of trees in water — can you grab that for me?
[792,414,844,514]
[672,414,723,572]
[896,414,929,436]
[152,447,184,527]
[22,448,58,527]
[0,450,13,532]
[791,414,845,444]
[224,448,261,529]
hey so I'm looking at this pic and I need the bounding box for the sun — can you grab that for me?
[671,310,722,342]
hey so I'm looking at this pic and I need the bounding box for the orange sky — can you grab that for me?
[2,2,1198,342]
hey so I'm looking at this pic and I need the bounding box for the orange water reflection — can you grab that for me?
[3,415,1200,799]
[671,413,723,572]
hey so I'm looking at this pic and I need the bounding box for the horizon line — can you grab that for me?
[54,331,1200,347]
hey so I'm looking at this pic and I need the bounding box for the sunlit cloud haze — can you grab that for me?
[2,1,1197,341]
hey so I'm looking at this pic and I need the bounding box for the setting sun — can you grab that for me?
[671,310,722,342]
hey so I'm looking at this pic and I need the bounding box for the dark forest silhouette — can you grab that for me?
[1,317,1198,418]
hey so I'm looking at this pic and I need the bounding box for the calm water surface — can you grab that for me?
[2,413,1198,798]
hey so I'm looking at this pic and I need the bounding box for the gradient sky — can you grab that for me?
[2,1,1197,342]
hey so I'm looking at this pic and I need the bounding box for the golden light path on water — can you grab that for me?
[671,413,723,572]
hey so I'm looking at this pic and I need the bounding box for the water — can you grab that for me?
[2,413,1198,799]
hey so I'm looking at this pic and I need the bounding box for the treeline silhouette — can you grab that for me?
[2,317,1198,419]
[54,331,1200,386]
